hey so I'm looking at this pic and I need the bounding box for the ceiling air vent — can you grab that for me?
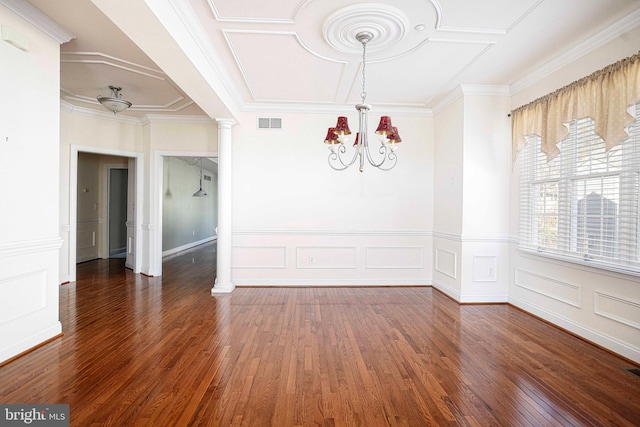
[258,117,282,129]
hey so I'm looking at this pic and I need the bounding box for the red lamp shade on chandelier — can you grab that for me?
[335,116,352,136]
[324,127,340,145]
[375,116,394,135]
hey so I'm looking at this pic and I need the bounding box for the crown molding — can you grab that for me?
[60,100,143,125]
[141,114,214,125]
[240,101,432,117]
[460,84,510,97]
[432,84,511,115]
[0,0,74,44]
[510,8,640,95]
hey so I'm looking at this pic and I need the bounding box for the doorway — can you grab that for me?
[108,168,128,258]
[69,145,143,282]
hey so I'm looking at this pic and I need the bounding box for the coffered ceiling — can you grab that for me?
[23,0,640,121]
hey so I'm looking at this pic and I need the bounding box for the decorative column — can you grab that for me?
[212,119,235,294]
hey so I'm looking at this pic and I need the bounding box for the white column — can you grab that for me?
[212,119,235,294]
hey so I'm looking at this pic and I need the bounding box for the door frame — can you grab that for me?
[153,150,218,277]
[70,145,143,281]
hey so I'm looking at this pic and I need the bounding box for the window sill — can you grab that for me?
[518,247,640,279]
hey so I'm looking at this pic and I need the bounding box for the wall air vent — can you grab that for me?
[258,117,282,129]
[627,368,640,378]
[203,175,212,181]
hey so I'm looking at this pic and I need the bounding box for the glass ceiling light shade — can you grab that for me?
[323,32,402,172]
[193,158,207,197]
[97,85,132,114]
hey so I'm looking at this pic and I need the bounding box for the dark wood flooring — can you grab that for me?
[1,242,639,426]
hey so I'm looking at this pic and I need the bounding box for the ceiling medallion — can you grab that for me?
[323,3,409,54]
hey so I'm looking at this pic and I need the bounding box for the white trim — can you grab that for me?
[433,231,513,243]
[0,237,63,258]
[0,0,74,43]
[233,279,432,287]
[162,237,216,258]
[510,295,640,364]
[510,8,640,95]
[234,228,432,236]
[70,145,143,282]
[240,101,433,117]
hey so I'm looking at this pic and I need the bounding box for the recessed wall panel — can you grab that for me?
[435,248,457,279]
[366,247,424,269]
[0,270,47,325]
[297,246,356,269]
[594,292,640,330]
[515,269,581,308]
[232,246,287,269]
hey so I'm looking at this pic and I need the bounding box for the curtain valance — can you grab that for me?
[512,51,640,162]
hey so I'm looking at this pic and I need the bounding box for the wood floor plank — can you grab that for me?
[1,243,639,426]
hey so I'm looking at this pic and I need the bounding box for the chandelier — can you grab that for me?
[323,31,402,172]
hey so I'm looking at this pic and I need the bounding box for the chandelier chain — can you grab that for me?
[361,38,367,104]
[323,31,401,172]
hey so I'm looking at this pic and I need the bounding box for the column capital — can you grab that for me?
[215,118,236,128]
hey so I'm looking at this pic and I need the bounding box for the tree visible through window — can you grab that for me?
[519,103,640,273]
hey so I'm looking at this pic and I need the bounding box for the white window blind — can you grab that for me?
[519,102,640,273]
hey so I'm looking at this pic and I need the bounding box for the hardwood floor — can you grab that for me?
[1,242,639,426]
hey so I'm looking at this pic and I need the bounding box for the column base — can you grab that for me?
[211,279,235,294]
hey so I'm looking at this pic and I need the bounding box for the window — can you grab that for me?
[519,103,640,273]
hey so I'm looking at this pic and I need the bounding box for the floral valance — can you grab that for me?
[512,51,640,162]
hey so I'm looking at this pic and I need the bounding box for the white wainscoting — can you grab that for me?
[594,291,640,330]
[510,248,640,363]
[0,269,47,325]
[435,248,457,279]
[296,246,357,269]
[231,245,287,269]
[365,246,424,269]
[515,268,582,308]
[76,219,100,263]
[231,229,432,286]
[0,237,62,364]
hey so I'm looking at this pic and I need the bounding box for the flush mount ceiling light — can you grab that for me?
[97,85,132,114]
[323,32,402,172]
[193,158,207,197]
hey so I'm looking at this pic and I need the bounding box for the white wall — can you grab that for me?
[433,98,464,296]
[509,27,640,363]
[432,89,511,303]
[0,4,63,363]
[231,111,434,285]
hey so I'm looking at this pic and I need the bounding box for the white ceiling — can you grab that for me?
[24,0,640,121]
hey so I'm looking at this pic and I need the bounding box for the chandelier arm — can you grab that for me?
[363,143,388,168]
[374,149,398,171]
[328,143,359,170]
